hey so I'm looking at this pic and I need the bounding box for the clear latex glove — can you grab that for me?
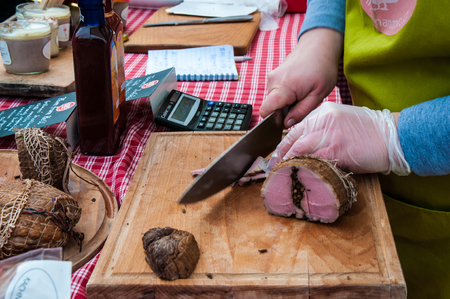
[260,28,344,128]
[268,102,411,176]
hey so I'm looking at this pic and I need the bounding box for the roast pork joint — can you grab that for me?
[261,155,358,223]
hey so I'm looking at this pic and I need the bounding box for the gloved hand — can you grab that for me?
[268,102,411,176]
[259,28,344,128]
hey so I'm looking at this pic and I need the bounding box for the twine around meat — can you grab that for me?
[0,180,32,249]
[21,197,84,251]
[15,128,72,193]
[0,180,83,258]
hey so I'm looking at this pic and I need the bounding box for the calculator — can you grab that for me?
[155,90,253,131]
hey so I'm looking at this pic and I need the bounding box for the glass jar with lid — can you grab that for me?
[23,4,71,49]
[0,21,51,75]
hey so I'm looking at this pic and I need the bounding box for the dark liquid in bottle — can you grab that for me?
[72,23,123,155]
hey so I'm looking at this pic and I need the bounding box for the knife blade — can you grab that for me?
[177,106,289,204]
[143,15,254,27]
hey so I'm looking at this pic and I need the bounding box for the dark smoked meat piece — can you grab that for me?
[142,227,200,281]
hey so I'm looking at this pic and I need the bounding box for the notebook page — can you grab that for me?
[146,45,238,81]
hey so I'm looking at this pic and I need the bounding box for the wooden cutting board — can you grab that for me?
[0,46,75,98]
[87,131,406,298]
[124,7,261,55]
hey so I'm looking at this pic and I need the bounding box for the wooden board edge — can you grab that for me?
[124,43,252,56]
[87,283,309,299]
[0,82,75,98]
[362,174,406,297]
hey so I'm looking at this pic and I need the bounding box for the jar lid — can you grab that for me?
[0,21,51,39]
[23,4,71,19]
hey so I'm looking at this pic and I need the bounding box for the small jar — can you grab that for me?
[15,3,28,20]
[0,21,51,75]
[113,0,129,28]
[23,4,71,49]
[26,17,59,58]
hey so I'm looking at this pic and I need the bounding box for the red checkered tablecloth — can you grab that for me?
[0,8,350,299]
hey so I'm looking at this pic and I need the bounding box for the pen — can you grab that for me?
[234,56,253,62]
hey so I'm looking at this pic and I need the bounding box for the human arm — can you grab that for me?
[398,96,450,176]
[259,0,346,128]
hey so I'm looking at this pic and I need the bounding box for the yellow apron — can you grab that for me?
[344,1,450,298]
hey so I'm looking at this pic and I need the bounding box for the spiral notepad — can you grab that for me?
[145,45,239,81]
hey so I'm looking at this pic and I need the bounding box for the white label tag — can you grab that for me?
[43,40,51,59]
[58,23,70,42]
[5,260,71,299]
[0,40,11,65]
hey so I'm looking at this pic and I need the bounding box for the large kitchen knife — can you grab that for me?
[178,106,289,204]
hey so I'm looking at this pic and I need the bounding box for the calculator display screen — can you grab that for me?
[170,96,196,122]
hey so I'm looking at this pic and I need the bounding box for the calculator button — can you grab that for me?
[219,112,227,118]
[214,123,224,130]
[225,119,234,125]
[206,123,214,130]
[208,101,215,106]
[203,111,210,117]
[211,112,219,117]
[223,108,230,113]
[197,122,205,129]
[217,118,225,124]
[200,116,208,122]
[225,103,232,108]
[234,119,243,126]
[232,108,245,114]
[232,125,241,130]
[214,107,221,112]
[205,106,213,111]
[232,104,241,108]
[236,114,245,120]
[209,117,217,123]
[224,124,232,130]
[216,102,224,107]
[228,113,236,119]
[196,111,201,117]
[240,104,249,110]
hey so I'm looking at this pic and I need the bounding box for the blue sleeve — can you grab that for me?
[398,96,450,176]
[299,0,346,37]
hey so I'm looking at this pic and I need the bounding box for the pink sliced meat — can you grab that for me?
[261,155,357,223]
[260,165,305,218]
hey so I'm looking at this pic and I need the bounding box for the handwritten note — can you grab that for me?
[145,45,238,81]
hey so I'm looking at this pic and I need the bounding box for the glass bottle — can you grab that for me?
[105,0,126,107]
[72,0,124,155]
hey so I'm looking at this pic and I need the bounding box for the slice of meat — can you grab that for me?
[236,156,269,186]
[192,157,270,186]
[191,168,205,177]
[237,172,268,187]
[243,156,269,177]
[142,227,200,281]
[261,155,358,223]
